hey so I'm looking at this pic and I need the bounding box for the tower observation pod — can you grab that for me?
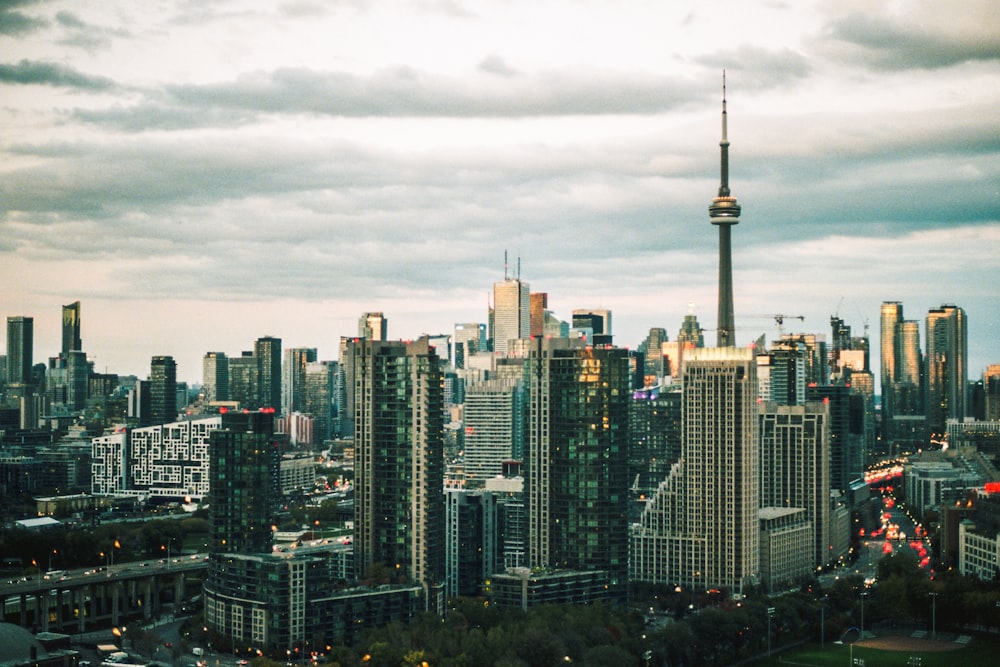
[709,72,742,348]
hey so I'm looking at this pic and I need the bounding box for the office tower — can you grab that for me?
[129,379,151,426]
[880,301,903,439]
[761,338,807,405]
[529,292,548,337]
[349,337,445,609]
[5,316,33,389]
[631,347,759,591]
[493,274,530,357]
[677,310,704,348]
[149,355,177,425]
[759,402,831,568]
[358,311,388,340]
[463,379,524,488]
[67,349,88,410]
[61,301,82,356]
[926,304,968,434]
[985,365,1000,421]
[202,352,230,403]
[453,322,486,369]
[227,352,256,408]
[708,77,742,347]
[525,337,631,599]
[282,347,317,415]
[572,309,613,345]
[254,336,282,411]
[303,360,336,443]
[806,384,865,491]
[881,302,926,443]
[208,410,281,554]
[639,328,668,384]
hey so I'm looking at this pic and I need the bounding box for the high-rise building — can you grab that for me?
[881,302,926,444]
[572,309,612,345]
[348,337,446,610]
[282,347,317,416]
[631,347,759,592]
[525,337,631,601]
[358,312,388,340]
[202,352,230,403]
[61,301,81,356]
[149,355,177,425]
[529,292,548,338]
[708,77,742,348]
[759,401,831,568]
[985,364,1000,422]
[228,352,256,408]
[493,276,529,357]
[254,336,282,411]
[208,410,281,554]
[926,304,968,434]
[5,316,33,389]
[453,322,486,369]
[639,327,668,384]
[303,360,337,444]
[463,378,524,488]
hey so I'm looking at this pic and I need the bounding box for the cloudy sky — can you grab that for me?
[2,0,998,386]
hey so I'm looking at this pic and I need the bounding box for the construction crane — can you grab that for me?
[747,314,805,337]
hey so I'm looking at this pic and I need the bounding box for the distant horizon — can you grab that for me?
[2,1,997,387]
[2,295,992,394]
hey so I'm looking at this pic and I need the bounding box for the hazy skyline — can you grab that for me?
[1,1,998,384]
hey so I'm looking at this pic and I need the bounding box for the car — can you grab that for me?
[164,641,173,648]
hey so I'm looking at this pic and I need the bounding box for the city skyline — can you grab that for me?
[1,1,998,383]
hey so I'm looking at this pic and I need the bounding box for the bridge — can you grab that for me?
[0,555,207,634]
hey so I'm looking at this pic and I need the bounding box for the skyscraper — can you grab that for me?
[358,312,388,340]
[303,360,336,444]
[61,301,81,356]
[525,337,631,600]
[572,309,613,344]
[493,277,530,357]
[254,336,282,411]
[202,352,230,403]
[631,347,759,592]
[926,304,968,434]
[463,378,524,488]
[208,411,280,554]
[5,316,33,389]
[529,292,548,337]
[282,347,317,415]
[759,401,831,567]
[349,337,445,609]
[708,76,742,348]
[149,355,177,425]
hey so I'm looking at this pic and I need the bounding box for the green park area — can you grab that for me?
[753,634,1000,667]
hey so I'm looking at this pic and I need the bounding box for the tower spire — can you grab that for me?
[709,71,742,347]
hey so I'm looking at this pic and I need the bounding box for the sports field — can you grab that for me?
[751,633,996,667]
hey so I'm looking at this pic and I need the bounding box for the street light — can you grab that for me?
[929,592,938,640]
[860,591,868,639]
[767,607,775,657]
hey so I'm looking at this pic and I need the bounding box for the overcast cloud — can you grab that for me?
[1,0,998,385]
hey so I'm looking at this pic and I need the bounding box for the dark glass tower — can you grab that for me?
[208,410,280,554]
[149,355,177,425]
[708,74,742,348]
[254,336,282,412]
[525,337,631,600]
[61,301,82,356]
[349,337,445,608]
[5,316,33,388]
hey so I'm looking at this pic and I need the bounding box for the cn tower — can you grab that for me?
[708,72,741,348]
